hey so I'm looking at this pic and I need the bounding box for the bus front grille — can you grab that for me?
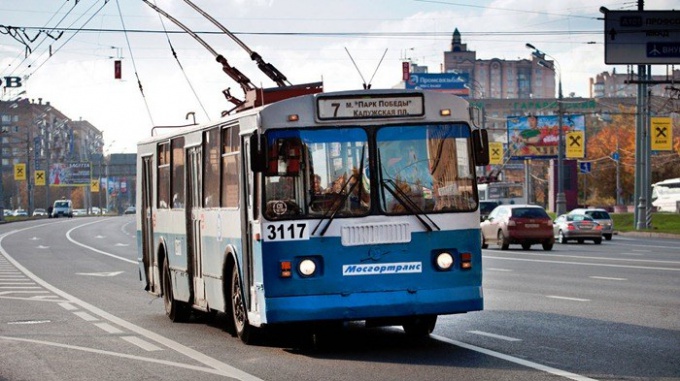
[341,222,411,246]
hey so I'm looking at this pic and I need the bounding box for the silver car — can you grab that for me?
[568,208,614,240]
[553,214,603,244]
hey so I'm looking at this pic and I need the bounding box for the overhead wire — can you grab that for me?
[26,0,111,77]
[151,0,210,121]
[5,0,74,78]
[114,0,155,127]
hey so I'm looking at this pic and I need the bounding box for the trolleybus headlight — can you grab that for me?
[298,259,316,277]
[436,252,454,271]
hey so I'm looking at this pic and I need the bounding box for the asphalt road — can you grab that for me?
[0,217,678,381]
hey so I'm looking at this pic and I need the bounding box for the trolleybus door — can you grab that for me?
[141,156,157,293]
[187,146,207,308]
[241,136,255,311]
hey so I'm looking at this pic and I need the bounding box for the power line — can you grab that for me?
[10,26,602,38]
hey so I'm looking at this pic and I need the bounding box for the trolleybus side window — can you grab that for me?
[171,137,185,209]
[377,124,476,214]
[203,128,220,208]
[157,142,170,209]
[221,125,240,208]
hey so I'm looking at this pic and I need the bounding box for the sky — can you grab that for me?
[1,0,676,154]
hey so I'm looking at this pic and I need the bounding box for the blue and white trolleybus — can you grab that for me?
[136,89,489,343]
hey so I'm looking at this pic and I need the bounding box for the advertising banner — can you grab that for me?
[507,114,586,159]
[49,162,91,186]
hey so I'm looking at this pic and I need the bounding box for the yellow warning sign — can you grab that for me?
[14,163,26,180]
[35,170,46,186]
[489,142,504,165]
[651,117,672,151]
[91,179,100,193]
[566,131,585,158]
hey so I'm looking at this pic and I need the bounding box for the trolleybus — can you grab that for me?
[477,182,527,205]
[136,89,489,343]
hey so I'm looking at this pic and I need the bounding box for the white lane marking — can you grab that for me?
[76,271,124,277]
[114,243,129,247]
[94,323,123,334]
[484,255,680,272]
[486,268,514,272]
[59,302,78,311]
[546,295,591,302]
[468,330,522,342]
[1,221,264,381]
[485,250,680,265]
[0,282,35,285]
[73,311,98,322]
[0,291,49,295]
[8,320,51,325]
[432,334,598,381]
[65,221,136,264]
[0,336,229,377]
[0,286,41,289]
[122,336,163,352]
[589,276,627,281]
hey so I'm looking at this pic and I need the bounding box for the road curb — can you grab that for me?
[618,231,680,239]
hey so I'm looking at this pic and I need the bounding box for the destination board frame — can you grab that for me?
[317,93,424,120]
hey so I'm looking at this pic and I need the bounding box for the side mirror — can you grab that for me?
[249,134,267,173]
[472,129,490,166]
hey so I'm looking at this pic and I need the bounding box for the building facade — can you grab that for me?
[590,68,680,98]
[0,98,104,215]
[443,28,556,99]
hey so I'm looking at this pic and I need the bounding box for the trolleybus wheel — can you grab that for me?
[403,315,437,337]
[162,259,188,322]
[231,267,252,344]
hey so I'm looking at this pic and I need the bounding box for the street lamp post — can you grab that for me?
[526,43,566,215]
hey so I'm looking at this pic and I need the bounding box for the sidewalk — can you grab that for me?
[617,231,680,239]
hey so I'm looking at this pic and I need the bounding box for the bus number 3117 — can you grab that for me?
[265,223,309,241]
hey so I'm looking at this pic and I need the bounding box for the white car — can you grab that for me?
[33,208,47,216]
[12,209,28,217]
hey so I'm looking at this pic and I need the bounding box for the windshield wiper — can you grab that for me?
[312,145,367,237]
[381,179,440,232]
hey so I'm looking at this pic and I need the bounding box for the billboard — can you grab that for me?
[49,162,91,186]
[507,114,586,159]
[405,73,469,96]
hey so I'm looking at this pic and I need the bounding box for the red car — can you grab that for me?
[481,204,554,251]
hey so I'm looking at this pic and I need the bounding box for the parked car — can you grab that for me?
[479,200,501,222]
[51,199,73,218]
[481,204,554,251]
[124,206,136,215]
[32,208,47,217]
[553,214,603,244]
[568,208,614,240]
[72,209,87,216]
[12,209,28,217]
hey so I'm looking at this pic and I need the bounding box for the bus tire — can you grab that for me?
[403,315,437,337]
[162,258,189,322]
[231,266,253,344]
